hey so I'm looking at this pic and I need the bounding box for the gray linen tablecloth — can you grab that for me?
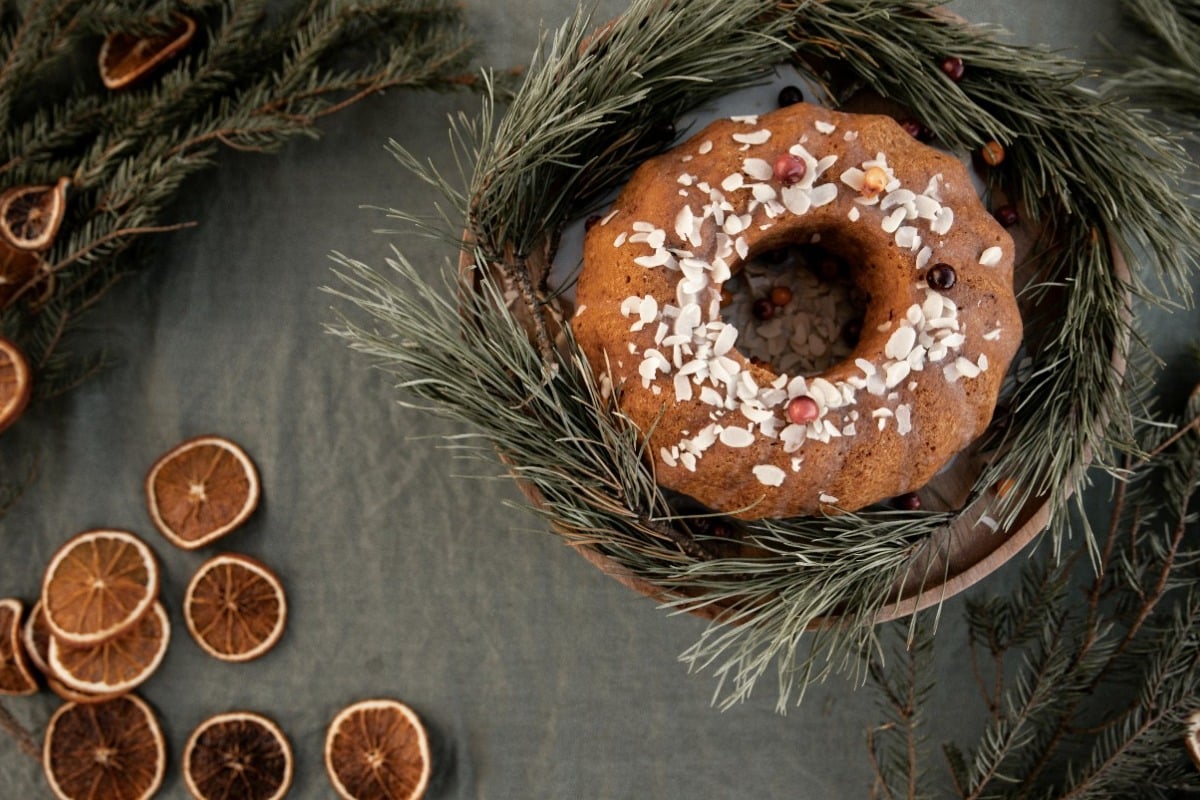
[2,1,1196,797]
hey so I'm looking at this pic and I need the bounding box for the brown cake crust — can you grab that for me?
[572,102,1022,519]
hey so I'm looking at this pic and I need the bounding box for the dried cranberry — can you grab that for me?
[786,396,820,425]
[994,205,1019,228]
[926,263,957,291]
[752,298,775,321]
[769,286,793,307]
[898,118,934,142]
[940,56,965,82]
[777,85,804,107]
[773,153,807,186]
[895,492,922,511]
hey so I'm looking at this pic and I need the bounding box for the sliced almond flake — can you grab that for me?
[743,158,773,181]
[733,129,771,145]
[791,457,804,471]
[646,228,666,250]
[885,326,917,360]
[741,402,774,424]
[881,189,916,210]
[635,249,671,268]
[809,183,839,207]
[719,426,755,448]
[713,324,738,357]
[979,246,1003,267]
[730,114,759,124]
[983,327,1002,341]
[848,206,861,222]
[723,214,745,235]
[721,173,744,192]
[673,373,694,403]
[781,185,811,216]
[896,405,912,435]
[885,360,911,388]
[954,356,981,379]
[660,447,678,467]
[700,386,724,406]
[753,464,787,487]
[734,236,749,260]
[638,295,658,323]
[677,173,695,186]
[943,362,962,383]
[681,154,693,163]
[815,120,837,134]
[613,231,628,248]
[819,493,839,504]
[632,221,655,232]
[895,226,919,250]
[924,174,944,200]
[751,184,777,204]
[916,245,933,270]
[978,353,989,371]
[843,130,859,141]
[698,140,713,154]
[815,154,839,176]
[931,207,955,236]
[680,451,697,472]
[913,194,941,220]
[840,167,865,191]
[882,207,907,234]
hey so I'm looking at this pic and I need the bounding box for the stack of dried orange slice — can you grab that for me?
[38,529,169,701]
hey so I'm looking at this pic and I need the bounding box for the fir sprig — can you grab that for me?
[331,0,1198,708]
[0,0,475,401]
[1104,0,1200,117]
[870,387,1200,799]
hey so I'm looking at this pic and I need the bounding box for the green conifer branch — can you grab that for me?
[0,0,475,403]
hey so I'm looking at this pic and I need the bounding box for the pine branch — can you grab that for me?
[0,0,476,406]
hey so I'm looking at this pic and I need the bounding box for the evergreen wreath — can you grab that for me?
[329,0,1200,709]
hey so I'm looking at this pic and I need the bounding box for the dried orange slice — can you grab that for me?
[43,694,166,800]
[41,529,160,647]
[21,599,51,677]
[48,601,169,696]
[0,241,41,308]
[0,598,38,695]
[325,699,432,800]
[146,435,261,550]
[183,711,294,800]
[0,176,69,251]
[0,335,32,435]
[184,553,286,662]
[99,14,197,90]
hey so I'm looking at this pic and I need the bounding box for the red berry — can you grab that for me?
[769,286,793,307]
[940,56,965,82]
[896,492,922,510]
[898,118,934,141]
[773,153,807,186]
[786,396,819,425]
[994,205,1019,227]
[752,298,775,321]
[979,140,1005,167]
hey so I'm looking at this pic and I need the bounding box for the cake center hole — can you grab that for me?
[721,243,866,376]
